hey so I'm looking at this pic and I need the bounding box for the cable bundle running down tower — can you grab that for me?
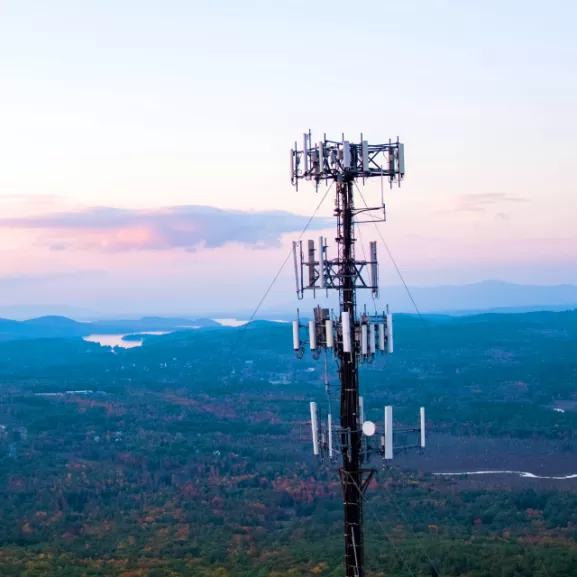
[290,132,425,577]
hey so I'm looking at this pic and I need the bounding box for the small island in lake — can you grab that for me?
[121,333,146,342]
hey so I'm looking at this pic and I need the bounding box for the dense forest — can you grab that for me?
[0,310,576,576]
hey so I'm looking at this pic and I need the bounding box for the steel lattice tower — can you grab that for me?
[290,133,424,577]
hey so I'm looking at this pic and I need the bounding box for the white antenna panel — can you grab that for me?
[310,402,319,455]
[325,319,334,348]
[307,240,316,288]
[318,141,324,174]
[328,413,333,457]
[341,311,352,353]
[386,313,394,353]
[370,242,378,290]
[420,407,426,449]
[318,236,324,289]
[359,396,364,425]
[369,324,376,353]
[398,143,405,175]
[384,405,393,460]
[292,320,300,350]
[292,241,300,294]
[303,133,309,172]
[361,324,368,356]
[309,320,317,350]
[362,140,369,172]
[378,323,385,351]
[343,141,351,168]
[290,149,294,179]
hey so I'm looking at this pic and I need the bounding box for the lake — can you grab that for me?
[83,319,288,348]
[83,332,168,348]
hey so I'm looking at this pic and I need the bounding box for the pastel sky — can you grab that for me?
[0,0,576,315]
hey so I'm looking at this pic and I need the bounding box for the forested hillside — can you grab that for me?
[0,311,576,576]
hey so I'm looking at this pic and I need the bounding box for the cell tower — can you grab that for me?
[290,133,425,577]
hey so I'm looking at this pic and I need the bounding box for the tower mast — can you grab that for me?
[338,177,364,574]
[290,133,422,577]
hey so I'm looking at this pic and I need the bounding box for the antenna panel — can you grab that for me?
[292,242,300,295]
[359,396,364,425]
[361,324,368,356]
[370,241,378,292]
[378,323,385,351]
[310,402,319,455]
[325,319,334,348]
[362,140,369,172]
[328,413,333,457]
[420,407,426,449]
[398,143,405,176]
[343,141,351,168]
[369,324,376,353]
[309,320,317,350]
[386,313,394,353]
[307,240,316,288]
[292,321,300,350]
[384,405,393,459]
[318,236,324,289]
[388,146,395,175]
[341,311,352,353]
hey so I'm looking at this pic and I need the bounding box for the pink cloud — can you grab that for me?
[0,205,330,253]
[454,193,529,212]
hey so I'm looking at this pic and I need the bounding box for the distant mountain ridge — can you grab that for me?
[256,281,577,318]
[0,281,575,323]
[0,306,576,344]
[402,280,577,313]
[0,316,219,342]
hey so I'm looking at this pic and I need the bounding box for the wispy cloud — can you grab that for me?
[0,271,105,284]
[455,193,529,213]
[0,205,330,252]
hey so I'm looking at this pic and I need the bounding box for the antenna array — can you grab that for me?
[290,132,426,577]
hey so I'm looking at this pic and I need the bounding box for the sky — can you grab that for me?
[0,0,576,316]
